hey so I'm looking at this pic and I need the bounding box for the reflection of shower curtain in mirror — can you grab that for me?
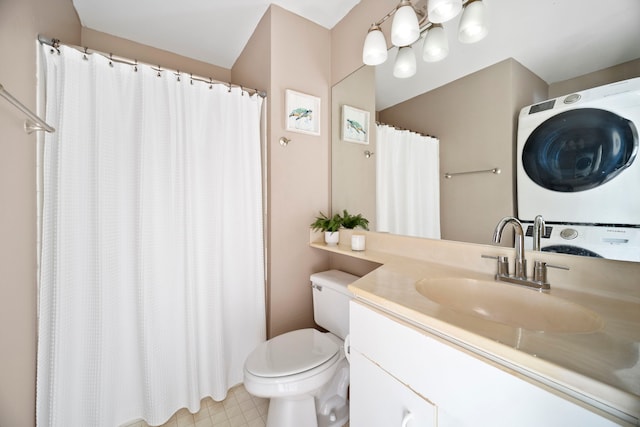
[37,45,266,427]
[376,124,440,239]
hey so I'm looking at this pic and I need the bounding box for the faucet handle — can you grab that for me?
[497,255,509,277]
[547,263,570,271]
[533,260,569,285]
[482,254,509,277]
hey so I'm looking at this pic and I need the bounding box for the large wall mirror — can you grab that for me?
[331,0,640,262]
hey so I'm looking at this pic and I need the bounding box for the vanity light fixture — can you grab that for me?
[362,0,488,77]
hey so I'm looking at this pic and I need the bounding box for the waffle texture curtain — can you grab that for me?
[37,45,266,427]
[376,124,441,239]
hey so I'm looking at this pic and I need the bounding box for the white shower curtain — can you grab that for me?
[37,45,266,427]
[376,124,441,239]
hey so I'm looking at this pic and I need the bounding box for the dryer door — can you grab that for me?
[542,244,603,258]
[522,108,638,192]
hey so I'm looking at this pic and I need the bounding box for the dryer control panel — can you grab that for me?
[522,223,640,262]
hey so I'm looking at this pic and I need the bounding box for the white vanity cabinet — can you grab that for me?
[349,300,619,427]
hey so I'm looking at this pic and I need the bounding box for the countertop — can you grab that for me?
[311,231,640,424]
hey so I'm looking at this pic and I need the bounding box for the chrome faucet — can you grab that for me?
[492,216,526,279]
[533,215,546,251]
[486,216,569,291]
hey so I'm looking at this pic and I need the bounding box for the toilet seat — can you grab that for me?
[245,329,339,378]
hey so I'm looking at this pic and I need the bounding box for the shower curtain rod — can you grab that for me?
[0,83,55,133]
[38,35,267,98]
[376,121,436,139]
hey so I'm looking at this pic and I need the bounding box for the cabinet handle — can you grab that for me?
[344,334,351,362]
[401,411,414,427]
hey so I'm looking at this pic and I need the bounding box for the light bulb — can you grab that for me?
[391,2,421,47]
[362,25,389,65]
[422,24,449,62]
[458,0,488,43]
[393,46,417,78]
[427,0,462,24]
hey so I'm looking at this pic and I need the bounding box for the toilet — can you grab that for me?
[243,270,357,427]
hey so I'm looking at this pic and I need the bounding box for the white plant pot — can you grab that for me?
[324,231,340,245]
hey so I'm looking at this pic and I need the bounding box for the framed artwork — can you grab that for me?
[285,89,321,135]
[342,105,370,144]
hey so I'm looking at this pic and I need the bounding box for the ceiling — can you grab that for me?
[71,0,362,69]
[72,0,640,110]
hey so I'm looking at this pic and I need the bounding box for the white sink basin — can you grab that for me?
[415,277,603,333]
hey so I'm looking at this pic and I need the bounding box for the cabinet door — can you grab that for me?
[350,301,623,427]
[350,350,437,427]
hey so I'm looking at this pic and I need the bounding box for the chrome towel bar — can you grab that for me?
[444,167,500,179]
[0,83,55,134]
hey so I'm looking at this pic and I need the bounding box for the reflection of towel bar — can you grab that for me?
[444,167,501,179]
[0,83,55,133]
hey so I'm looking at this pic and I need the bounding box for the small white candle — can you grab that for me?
[351,235,366,251]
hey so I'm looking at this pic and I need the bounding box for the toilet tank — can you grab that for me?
[310,270,358,340]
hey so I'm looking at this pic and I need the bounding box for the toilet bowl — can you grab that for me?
[243,270,357,427]
[244,329,349,427]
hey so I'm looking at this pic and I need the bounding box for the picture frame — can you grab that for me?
[285,89,321,136]
[342,105,370,145]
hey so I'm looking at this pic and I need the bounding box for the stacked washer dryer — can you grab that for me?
[516,77,640,262]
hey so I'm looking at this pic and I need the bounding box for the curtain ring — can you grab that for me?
[83,47,89,60]
[50,38,61,55]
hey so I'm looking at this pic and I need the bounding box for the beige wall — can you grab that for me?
[267,6,332,338]
[378,59,547,245]
[549,58,640,98]
[235,6,332,338]
[0,0,80,425]
[232,10,271,92]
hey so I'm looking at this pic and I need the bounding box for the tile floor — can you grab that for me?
[124,384,349,427]
[125,385,268,427]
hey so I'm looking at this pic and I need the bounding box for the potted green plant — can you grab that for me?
[339,209,369,230]
[310,211,343,245]
[340,209,370,251]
